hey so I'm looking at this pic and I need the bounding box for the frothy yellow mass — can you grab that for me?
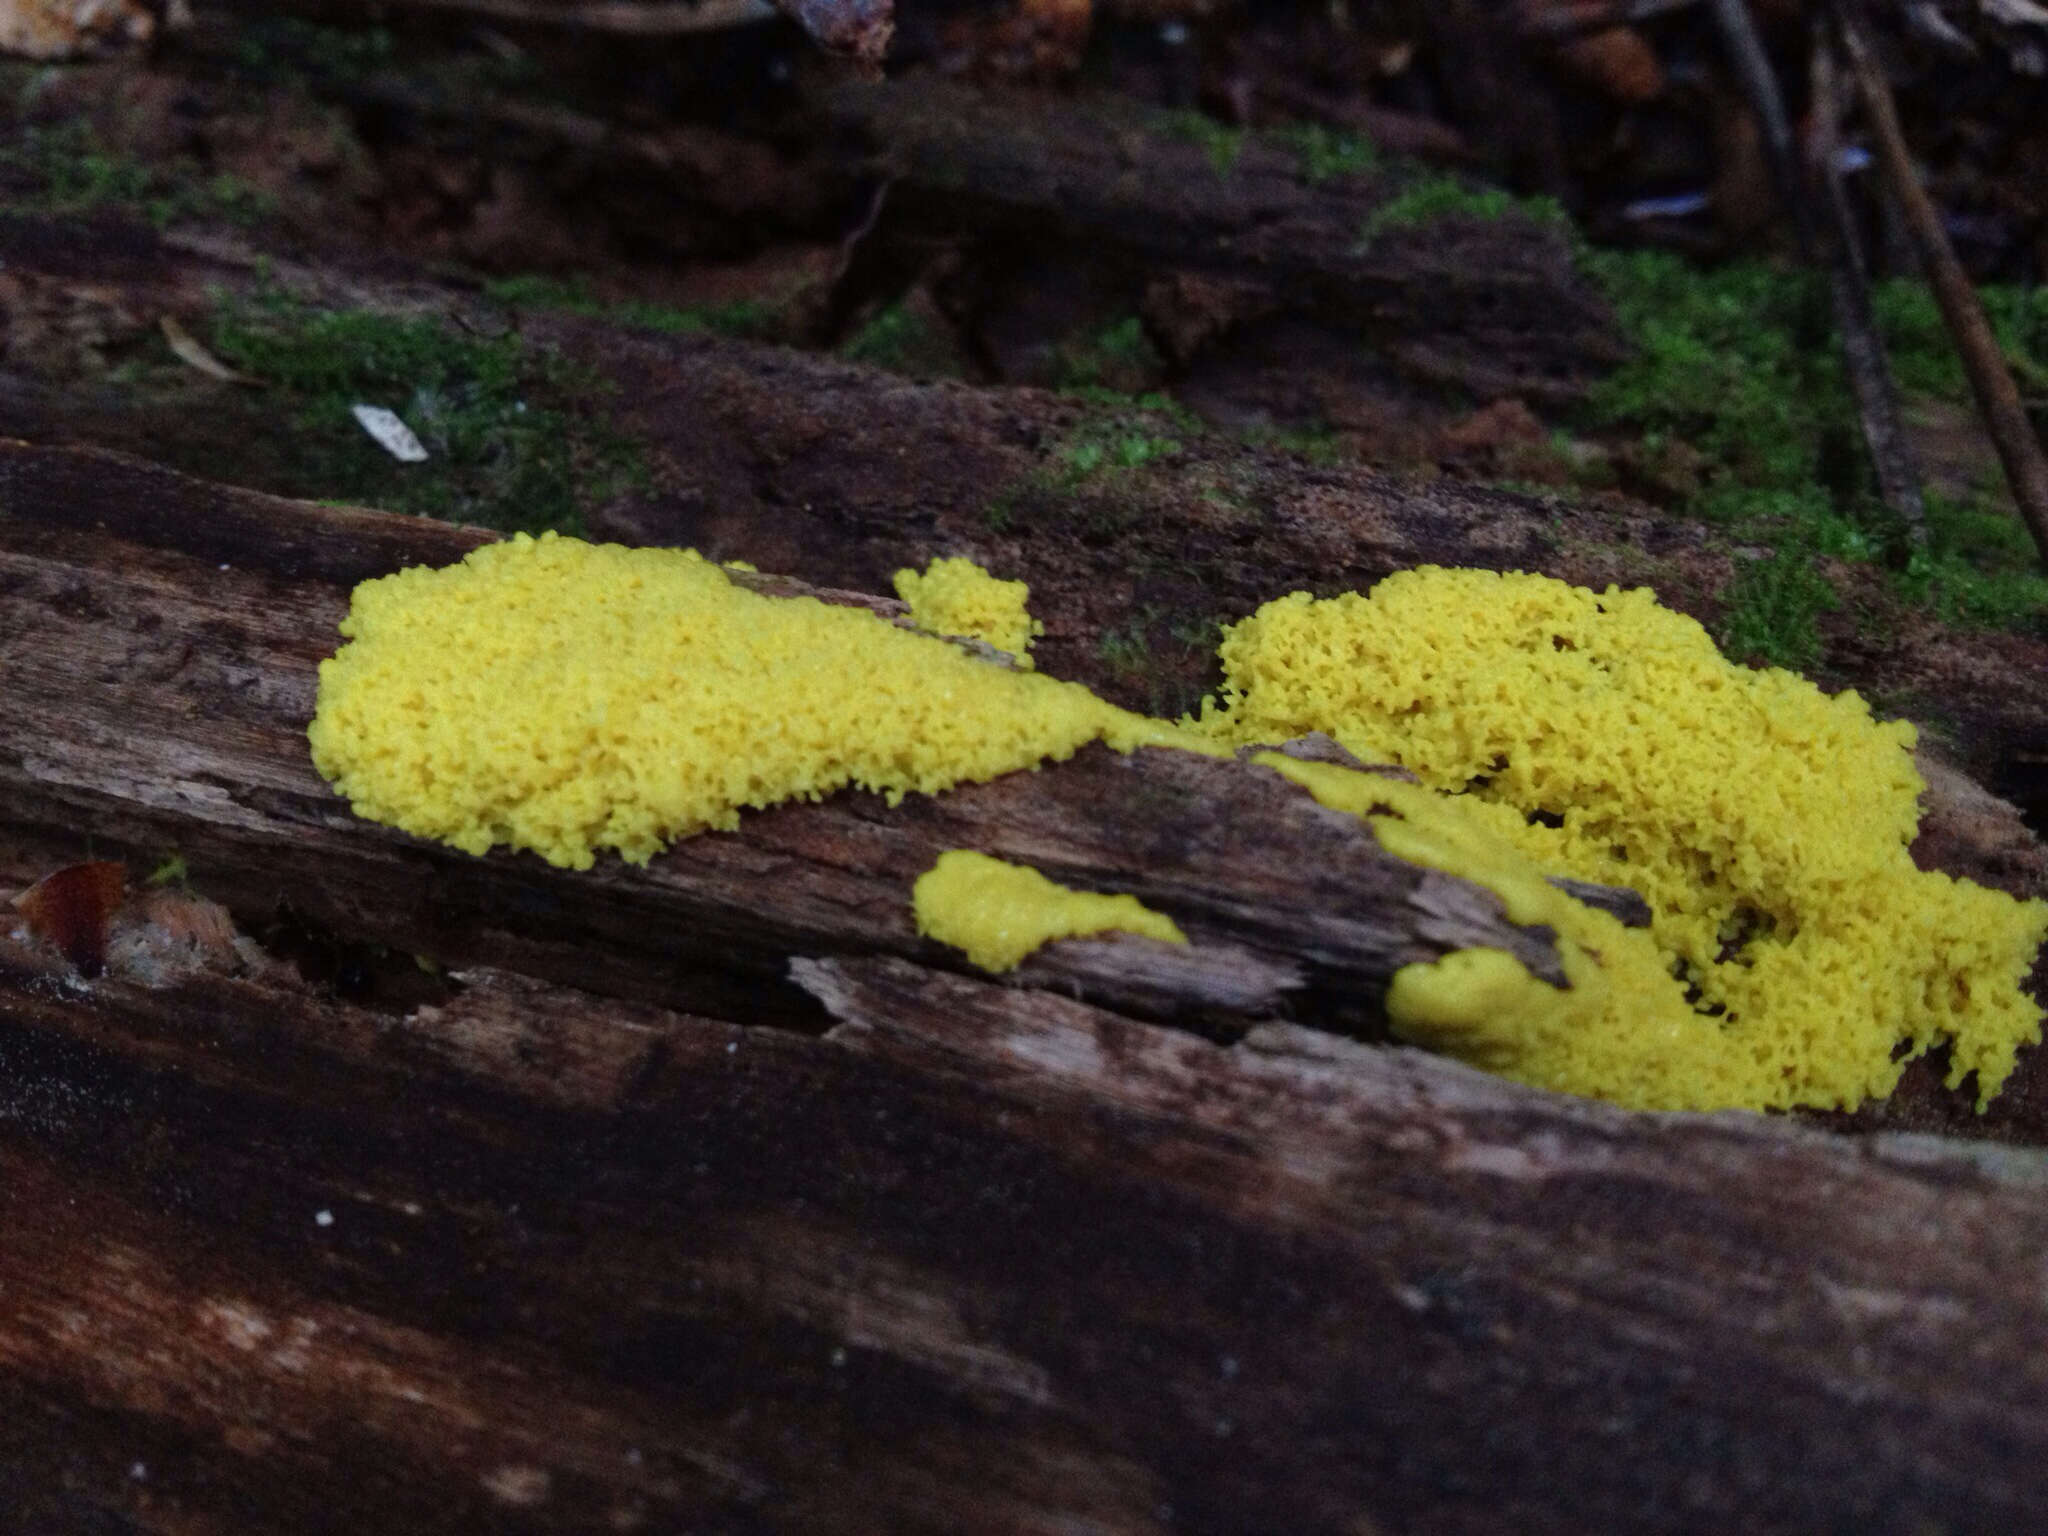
[913,850,1186,971]
[893,556,1043,668]
[308,533,1176,870]
[310,540,2046,1114]
[1199,569,2047,1110]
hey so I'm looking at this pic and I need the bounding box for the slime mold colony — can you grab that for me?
[310,534,2047,1114]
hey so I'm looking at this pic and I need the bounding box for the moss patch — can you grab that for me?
[1580,250,2048,664]
[0,117,272,229]
[205,292,644,532]
[484,274,783,343]
[1359,176,1569,248]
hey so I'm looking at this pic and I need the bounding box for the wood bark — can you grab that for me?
[0,439,1586,1025]
[279,60,1623,403]
[5,442,2048,1532]
[815,76,1622,402]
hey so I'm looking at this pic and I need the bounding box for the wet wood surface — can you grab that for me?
[5,441,2048,1532]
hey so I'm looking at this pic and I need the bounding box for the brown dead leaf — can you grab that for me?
[11,860,125,976]
[0,0,156,60]
[1554,27,1664,104]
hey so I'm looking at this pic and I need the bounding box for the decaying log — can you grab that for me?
[206,51,1623,403]
[7,440,2048,1530]
[818,76,1624,402]
[3,193,2047,829]
[547,309,2048,819]
[0,438,1604,1031]
[1,198,2046,828]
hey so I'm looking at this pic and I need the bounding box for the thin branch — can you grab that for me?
[1839,0,2048,570]
[1810,14,1929,548]
[1705,0,1816,257]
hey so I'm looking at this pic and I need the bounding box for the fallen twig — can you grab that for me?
[1810,14,1929,548]
[1839,0,2048,570]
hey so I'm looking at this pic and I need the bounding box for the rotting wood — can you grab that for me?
[5,441,2048,1530]
[0,440,1585,1032]
[220,60,1625,403]
[817,75,1623,402]
[4,908,2048,1531]
[1,203,2046,820]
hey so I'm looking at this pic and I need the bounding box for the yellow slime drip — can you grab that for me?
[913,850,1186,971]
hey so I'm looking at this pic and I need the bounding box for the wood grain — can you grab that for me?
[4,441,2048,1533]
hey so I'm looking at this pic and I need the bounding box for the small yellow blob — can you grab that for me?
[893,556,1044,668]
[913,849,1186,972]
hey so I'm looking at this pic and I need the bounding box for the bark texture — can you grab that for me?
[4,442,2048,1532]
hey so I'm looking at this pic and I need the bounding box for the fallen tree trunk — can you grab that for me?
[813,76,1624,402]
[1,202,2045,850]
[5,442,2048,1532]
[149,49,1623,402]
[0,440,1593,1027]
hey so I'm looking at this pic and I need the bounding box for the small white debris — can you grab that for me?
[725,1040,738,1054]
[830,1347,847,1367]
[314,1209,334,1228]
[160,315,257,384]
[350,404,429,462]
[481,1465,552,1506]
[219,563,230,572]
[129,1462,147,1481]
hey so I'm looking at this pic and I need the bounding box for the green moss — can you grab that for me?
[485,274,781,341]
[1273,122,1378,184]
[1580,249,2048,639]
[1058,385,1200,430]
[1096,618,1152,675]
[840,299,965,377]
[1093,607,1223,717]
[1045,391,1196,486]
[0,119,273,228]
[1238,421,1347,466]
[1869,277,2048,399]
[842,300,929,368]
[978,395,1191,535]
[205,291,644,533]
[1053,316,1162,391]
[1158,109,1247,175]
[1717,546,1840,669]
[1060,428,1181,480]
[1359,176,1569,247]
